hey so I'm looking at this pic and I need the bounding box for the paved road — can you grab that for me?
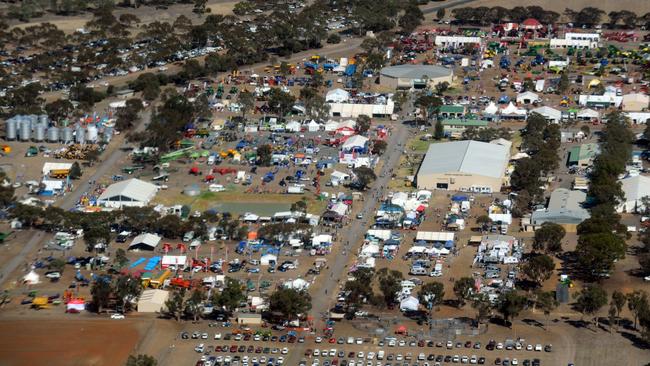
[0,109,151,287]
[286,119,412,365]
[421,0,479,15]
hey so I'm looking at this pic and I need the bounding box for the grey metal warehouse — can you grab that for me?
[380,65,453,90]
[416,140,510,193]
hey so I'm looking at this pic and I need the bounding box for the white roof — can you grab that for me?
[129,233,161,249]
[419,140,510,179]
[162,255,187,266]
[620,175,650,201]
[342,135,369,149]
[399,296,419,311]
[138,289,169,307]
[516,91,539,101]
[325,88,350,103]
[483,102,498,115]
[501,102,527,116]
[531,106,562,120]
[42,162,73,176]
[98,178,158,203]
[416,231,455,242]
[577,108,600,118]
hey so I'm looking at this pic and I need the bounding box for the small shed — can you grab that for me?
[236,313,263,325]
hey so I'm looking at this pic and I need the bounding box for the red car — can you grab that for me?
[328,338,336,344]
[230,345,237,353]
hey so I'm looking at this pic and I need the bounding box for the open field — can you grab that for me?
[447,0,650,16]
[0,318,141,366]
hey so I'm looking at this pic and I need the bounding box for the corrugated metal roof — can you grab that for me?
[99,178,158,203]
[380,64,452,79]
[418,140,509,179]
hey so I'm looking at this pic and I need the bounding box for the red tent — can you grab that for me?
[395,325,408,335]
[521,18,542,30]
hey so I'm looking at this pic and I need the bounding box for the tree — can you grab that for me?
[580,125,591,137]
[536,291,559,328]
[557,72,570,94]
[497,291,527,328]
[627,290,649,330]
[185,288,205,322]
[356,115,371,134]
[436,7,446,20]
[434,120,444,140]
[114,274,142,312]
[377,268,403,308]
[45,99,74,122]
[269,288,312,322]
[352,167,376,189]
[453,277,475,308]
[418,281,444,310]
[434,82,449,96]
[327,33,341,44]
[237,90,255,120]
[414,94,442,124]
[471,293,492,327]
[533,223,566,253]
[267,88,295,117]
[611,290,627,328]
[0,171,15,209]
[576,232,626,279]
[290,198,307,213]
[256,144,273,167]
[399,2,424,34]
[193,0,207,14]
[371,140,388,155]
[344,268,375,310]
[114,248,129,268]
[523,254,555,288]
[165,289,186,321]
[574,284,608,327]
[91,280,112,313]
[69,162,82,180]
[125,354,157,366]
[566,7,606,27]
[211,277,245,316]
[49,258,66,273]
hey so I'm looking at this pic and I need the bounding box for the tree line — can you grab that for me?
[10,204,248,251]
[451,6,650,29]
[510,113,561,216]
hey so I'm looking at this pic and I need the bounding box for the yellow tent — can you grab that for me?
[588,79,601,89]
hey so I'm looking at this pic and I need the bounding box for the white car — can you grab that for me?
[526,344,533,351]
[315,337,322,343]
[356,338,363,345]
[195,344,205,353]
[110,313,125,320]
[446,341,453,349]
[281,348,289,354]
[313,350,320,357]
[45,272,61,279]
[367,352,375,360]
[644,275,650,281]
[512,358,519,365]
[357,352,365,359]
[496,343,504,350]
[329,349,336,357]
[214,333,222,340]
[535,344,543,351]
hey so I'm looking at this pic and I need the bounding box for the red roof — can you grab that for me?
[521,18,542,29]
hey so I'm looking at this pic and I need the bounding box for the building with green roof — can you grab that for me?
[567,143,600,167]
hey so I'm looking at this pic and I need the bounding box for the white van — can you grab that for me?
[377,350,385,360]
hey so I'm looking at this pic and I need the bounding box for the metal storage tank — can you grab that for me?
[103,126,113,143]
[28,115,38,129]
[86,125,98,143]
[38,114,49,126]
[19,120,31,141]
[5,118,17,140]
[34,124,46,141]
[47,127,60,142]
[75,125,85,144]
[62,127,73,143]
